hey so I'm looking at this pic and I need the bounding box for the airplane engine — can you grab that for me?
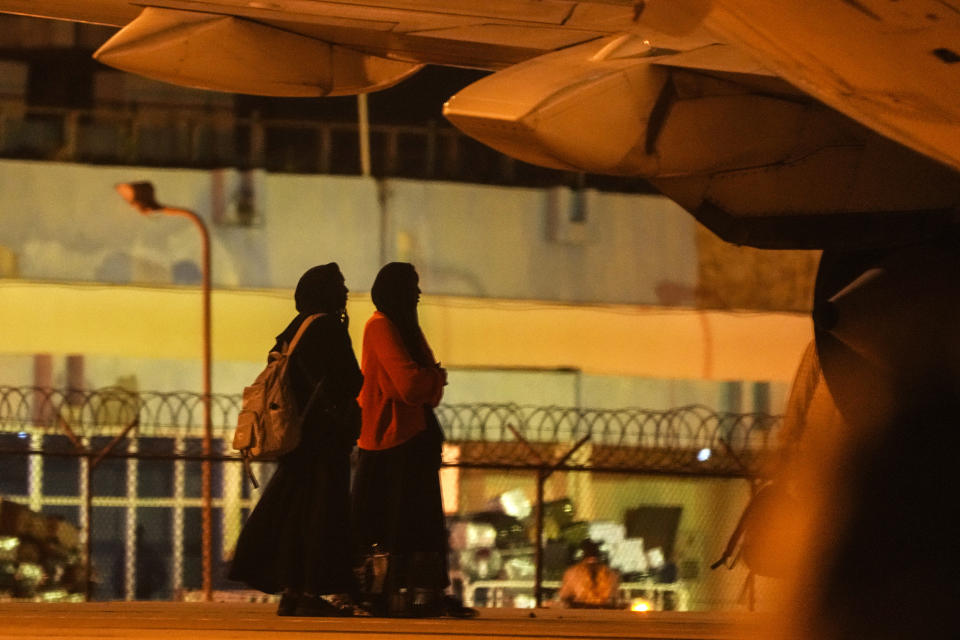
[444,34,841,178]
[443,34,669,176]
[813,242,960,437]
[93,7,422,97]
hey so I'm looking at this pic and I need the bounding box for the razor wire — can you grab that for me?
[0,386,784,476]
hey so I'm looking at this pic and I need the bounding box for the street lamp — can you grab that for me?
[116,181,214,602]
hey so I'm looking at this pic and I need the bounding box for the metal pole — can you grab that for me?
[27,434,42,512]
[164,206,213,601]
[358,93,371,177]
[124,439,138,601]
[507,427,589,609]
[534,467,546,608]
[172,437,185,598]
[196,211,214,602]
[82,450,92,601]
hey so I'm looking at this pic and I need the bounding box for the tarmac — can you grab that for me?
[0,602,766,640]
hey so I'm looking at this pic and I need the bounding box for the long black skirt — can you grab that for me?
[352,428,449,590]
[228,441,355,595]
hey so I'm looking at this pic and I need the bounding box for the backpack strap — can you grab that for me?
[284,313,326,355]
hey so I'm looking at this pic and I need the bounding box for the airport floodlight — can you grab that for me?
[115,181,161,214]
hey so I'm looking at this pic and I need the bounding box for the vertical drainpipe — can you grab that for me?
[360,92,391,269]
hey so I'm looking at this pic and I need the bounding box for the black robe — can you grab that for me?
[229,313,363,595]
[352,422,450,592]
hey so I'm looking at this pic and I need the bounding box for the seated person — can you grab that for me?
[557,539,620,608]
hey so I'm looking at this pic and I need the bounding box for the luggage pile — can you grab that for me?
[0,498,84,601]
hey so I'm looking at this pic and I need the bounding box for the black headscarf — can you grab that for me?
[371,262,431,366]
[274,263,345,352]
[295,263,344,315]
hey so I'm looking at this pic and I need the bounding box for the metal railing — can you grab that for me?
[0,100,652,192]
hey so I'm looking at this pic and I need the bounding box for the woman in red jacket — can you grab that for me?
[353,262,458,617]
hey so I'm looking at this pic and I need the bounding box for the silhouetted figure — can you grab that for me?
[112,525,168,600]
[229,263,363,616]
[352,263,473,618]
[558,539,620,609]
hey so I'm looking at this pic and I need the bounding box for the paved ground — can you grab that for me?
[0,602,767,640]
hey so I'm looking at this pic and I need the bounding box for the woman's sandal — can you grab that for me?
[293,594,355,617]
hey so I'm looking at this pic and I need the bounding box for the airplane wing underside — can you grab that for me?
[641,0,960,180]
[0,0,655,68]
[1,0,960,249]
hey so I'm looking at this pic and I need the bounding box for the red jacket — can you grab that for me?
[357,311,444,450]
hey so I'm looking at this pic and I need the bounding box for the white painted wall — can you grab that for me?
[0,160,698,305]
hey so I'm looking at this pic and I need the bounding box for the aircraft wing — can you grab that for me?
[638,0,960,182]
[2,0,959,249]
[0,1,659,76]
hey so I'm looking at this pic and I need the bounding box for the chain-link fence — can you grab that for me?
[0,386,784,610]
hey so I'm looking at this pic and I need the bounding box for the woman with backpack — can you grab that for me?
[229,263,363,616]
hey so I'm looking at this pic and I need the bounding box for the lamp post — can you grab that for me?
[116,181,214,602]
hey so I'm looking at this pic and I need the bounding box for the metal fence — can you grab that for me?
[0,386,784,611]
[0,101,651,192]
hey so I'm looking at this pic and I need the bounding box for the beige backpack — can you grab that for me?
[232,313,323,487]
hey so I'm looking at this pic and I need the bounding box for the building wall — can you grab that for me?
[0,157,812,409]
[0,159,697,305]
[0,281,807,416]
